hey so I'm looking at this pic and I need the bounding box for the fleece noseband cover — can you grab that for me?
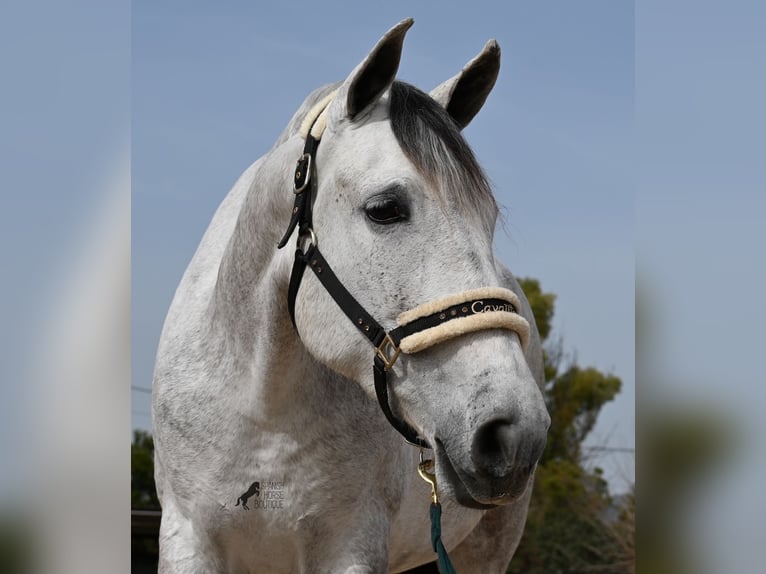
[393,287,529,355]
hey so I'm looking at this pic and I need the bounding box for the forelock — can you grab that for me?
[388,81,497,230]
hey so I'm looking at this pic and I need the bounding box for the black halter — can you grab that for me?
[277,125,431,447]
[277,114,526,449]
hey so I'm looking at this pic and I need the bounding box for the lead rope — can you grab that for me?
[418,451,457,574]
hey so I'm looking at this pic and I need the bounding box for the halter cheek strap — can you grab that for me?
[277,89,337,251]
[277,95,530,448]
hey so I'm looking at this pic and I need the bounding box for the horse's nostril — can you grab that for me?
[471,418,517,476]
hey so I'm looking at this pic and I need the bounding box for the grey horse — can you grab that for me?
[152,18,550,573]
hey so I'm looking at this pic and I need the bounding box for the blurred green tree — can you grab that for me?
[508,278,633,574]
[131,429,160,509]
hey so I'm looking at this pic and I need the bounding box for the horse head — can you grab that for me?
[288,19,550,509]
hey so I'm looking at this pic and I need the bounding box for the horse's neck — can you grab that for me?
[212,135,294,315]
[211,82,341,317]
[205,136,319,415]
[205,84,341,413]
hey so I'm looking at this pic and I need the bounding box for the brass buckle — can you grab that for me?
[376,334,401,370]
[293,153,312,193]
[418,450,439,504]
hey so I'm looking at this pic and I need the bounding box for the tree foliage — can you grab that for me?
[517,278,556,341]
[546,366,622,463]
[132,429,160,509]
[508,278,633,574]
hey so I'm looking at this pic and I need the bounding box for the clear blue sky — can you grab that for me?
[132,0,635,491]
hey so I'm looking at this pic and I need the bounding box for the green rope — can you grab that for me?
[429,502,457,574]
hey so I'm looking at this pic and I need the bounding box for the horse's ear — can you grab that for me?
[430,39,501,130]
[328,18,413,125]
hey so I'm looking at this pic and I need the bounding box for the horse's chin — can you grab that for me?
[434,439,531,510]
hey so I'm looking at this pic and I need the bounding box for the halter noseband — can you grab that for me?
[277,94,530,449]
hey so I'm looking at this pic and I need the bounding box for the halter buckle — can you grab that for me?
[293,153,312,193]
[376,334,401,371]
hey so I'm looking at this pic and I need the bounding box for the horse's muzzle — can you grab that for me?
[435,416,548,508]
[470,417,546,479]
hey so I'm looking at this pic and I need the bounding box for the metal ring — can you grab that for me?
[298,228,317,252]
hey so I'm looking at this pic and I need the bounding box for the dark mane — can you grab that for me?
[389,81,497,228]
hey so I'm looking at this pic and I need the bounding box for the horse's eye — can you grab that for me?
[365,199,405,224]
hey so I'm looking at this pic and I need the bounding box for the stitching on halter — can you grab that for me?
[299,90,338,140]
